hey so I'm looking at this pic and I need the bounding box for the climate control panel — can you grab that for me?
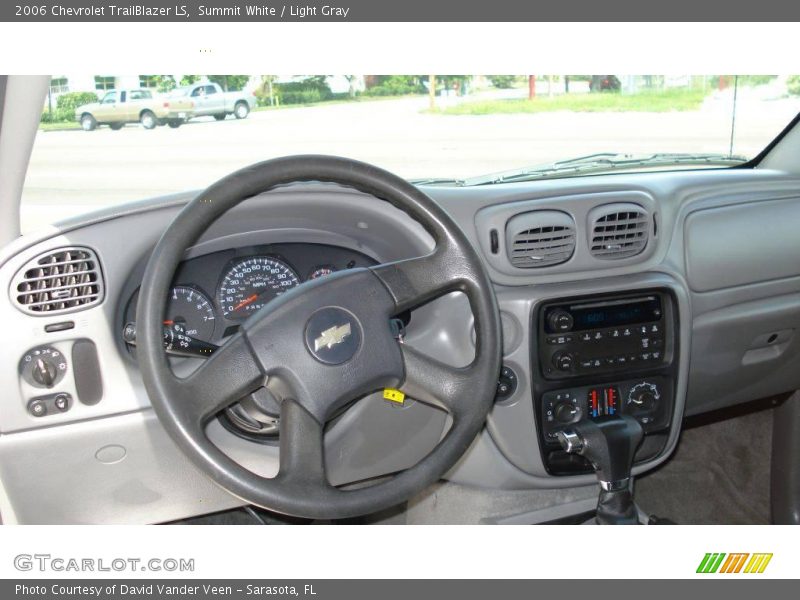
[541,376,672,443]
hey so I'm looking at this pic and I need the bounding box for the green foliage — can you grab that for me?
[788,76,800,96]
[155,75,177,93]
[56,91,98,111]
[734,75,777,87]
[41,91,98,123]
[207,75,251,92]
[487,76,520,89]
[180,75,201,86]
[363,76,425,97]
[271,77,333,105]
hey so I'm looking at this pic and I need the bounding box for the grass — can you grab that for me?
[39,121,80,131]
[432,88,710,116]
[253,93,426,112]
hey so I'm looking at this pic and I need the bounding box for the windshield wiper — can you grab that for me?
[460,152,750,186]
[408,177,464,186]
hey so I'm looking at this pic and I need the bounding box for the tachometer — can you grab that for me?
[218,256,300,319]
[164,286,216,342]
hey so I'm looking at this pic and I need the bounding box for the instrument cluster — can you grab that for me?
[122,242,377,348]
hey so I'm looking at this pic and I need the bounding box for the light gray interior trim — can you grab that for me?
[0,76,49,246]
[685,196,800,292]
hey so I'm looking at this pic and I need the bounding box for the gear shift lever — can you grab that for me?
[557,415,644,524]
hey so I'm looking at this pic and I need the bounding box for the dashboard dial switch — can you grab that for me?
[554,400,582,424]
[627,382,660,413]
[32,357,57,387]
[20,346,67,389]
[547,309,574,332]
[552,351,575,372]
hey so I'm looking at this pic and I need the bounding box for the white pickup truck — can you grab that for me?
[166,82,256,124]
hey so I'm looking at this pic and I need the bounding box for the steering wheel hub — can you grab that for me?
[304,307,362,365]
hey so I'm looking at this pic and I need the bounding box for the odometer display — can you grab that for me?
[218,256,300,319]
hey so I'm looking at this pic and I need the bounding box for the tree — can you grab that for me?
[207,75,251,92]
[345,75,358,98]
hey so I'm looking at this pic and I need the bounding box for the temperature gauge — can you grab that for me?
[308,265,337,280]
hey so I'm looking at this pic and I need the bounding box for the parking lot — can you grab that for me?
[21,89,800,231]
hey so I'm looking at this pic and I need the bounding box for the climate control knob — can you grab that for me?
[627,382,660,412]
[554,400,582,424]
[548,309,574,332]
[552,351,575,372]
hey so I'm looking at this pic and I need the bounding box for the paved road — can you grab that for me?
[21,89,800,231]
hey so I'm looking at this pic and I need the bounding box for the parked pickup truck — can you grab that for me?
[165,82,257,123]
[74,88,193,131]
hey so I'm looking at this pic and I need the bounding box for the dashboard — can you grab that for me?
[3,167,800,523]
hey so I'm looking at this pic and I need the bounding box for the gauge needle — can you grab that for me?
[163,320,174,325]
[233,294,258,312]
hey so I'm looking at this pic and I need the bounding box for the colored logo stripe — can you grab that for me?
[697,553,773,574]
[744,553,773,574]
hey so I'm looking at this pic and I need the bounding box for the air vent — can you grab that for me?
[12,247,104,315]
[506,210,576,268]
[588,204,649,260]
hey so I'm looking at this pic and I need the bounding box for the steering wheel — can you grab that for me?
[137,155,502,519]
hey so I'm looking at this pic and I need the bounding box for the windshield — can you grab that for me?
[22,74,800,232]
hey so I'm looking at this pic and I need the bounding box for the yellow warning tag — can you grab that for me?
[383,388,406,404]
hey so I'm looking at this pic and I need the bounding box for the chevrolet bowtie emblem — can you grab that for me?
[314,323,352,352]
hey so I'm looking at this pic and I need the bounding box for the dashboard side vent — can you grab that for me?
[588,204,649,260]
[12,247,104,315]
[506,210,576,268]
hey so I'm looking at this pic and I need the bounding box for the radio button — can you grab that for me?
[622,328,632,337]
[580,332,592,342]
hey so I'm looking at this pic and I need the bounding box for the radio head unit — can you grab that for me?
[538,292,672,380]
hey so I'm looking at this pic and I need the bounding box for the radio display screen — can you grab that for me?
[562,296,661,331]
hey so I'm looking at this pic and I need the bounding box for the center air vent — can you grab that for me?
[506,210,576,268]
[12,247,104,315]
[588,204,649,260]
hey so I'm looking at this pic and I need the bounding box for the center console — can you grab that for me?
[533,289,679,475]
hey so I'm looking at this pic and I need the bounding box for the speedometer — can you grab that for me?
[218,256,300,319]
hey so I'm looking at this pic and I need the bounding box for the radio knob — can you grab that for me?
[548,310,574,332]
[552,351,575,372]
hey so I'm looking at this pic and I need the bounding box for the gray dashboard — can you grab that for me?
[1,166,800,523]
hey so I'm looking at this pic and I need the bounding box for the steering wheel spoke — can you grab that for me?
[276,399,329,487]
[173,332,265,425]
[400,344,477,418]
[371,249,465,313]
